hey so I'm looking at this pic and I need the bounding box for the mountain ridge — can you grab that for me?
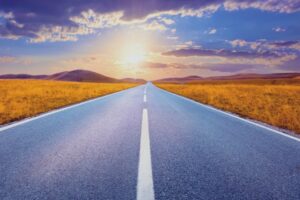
[0,69,146,83]
[155,72,300,83]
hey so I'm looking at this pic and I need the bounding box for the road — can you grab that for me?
[0,83,299,200]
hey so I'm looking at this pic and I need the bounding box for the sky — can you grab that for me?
[0,0,300,80]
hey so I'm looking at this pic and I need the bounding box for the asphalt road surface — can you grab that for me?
[0,83,299,200]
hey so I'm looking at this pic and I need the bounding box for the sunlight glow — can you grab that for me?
[121,43,146,66]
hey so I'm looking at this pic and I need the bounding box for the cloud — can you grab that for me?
[140,20,167,31]
[0,11,14,19]
[268,41,300,51]
[0,0,299,42]
[229,39,248,47]
[174,40,202,49]
[70,10,123,29]
[224,0,300,13]
[0,1,220,42]
[159,17,175,25]
[136,16,175,32]
[291,43,300,51]
[208,28,217,34]
[29,25,94,43]
[228,39,263,50]
[141,62,169,68]
[228,39,300,51]
[272,27,286,32]
[278,55,300,71]
[162,44,299,69]
[163,48,280,59]
[141,60,261,73]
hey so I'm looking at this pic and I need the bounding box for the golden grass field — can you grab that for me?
[0,80,137,125]
[156,79,300,134]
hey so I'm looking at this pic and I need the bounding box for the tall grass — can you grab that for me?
[157,80,300,134]
[0,80,137,125]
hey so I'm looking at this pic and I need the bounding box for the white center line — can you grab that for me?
[143,94,147,102]
[137,109,155,200]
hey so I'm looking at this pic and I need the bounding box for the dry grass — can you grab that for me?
[156,79,300,134]
[0,80,137,125]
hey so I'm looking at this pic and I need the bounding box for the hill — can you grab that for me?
[45,70,117,82]
[156,75,203,83]
[120,78,147,83]
[155,73,300,83]
[207,73,300,80]
[0,69,145,83]
[0,74,48,79]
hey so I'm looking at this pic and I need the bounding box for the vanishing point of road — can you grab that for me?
[0,83,299,200]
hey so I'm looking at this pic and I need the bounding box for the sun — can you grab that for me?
[126,52,145,64]
[120,43,146,66]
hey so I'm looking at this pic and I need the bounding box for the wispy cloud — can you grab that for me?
[228,39,300,51]
[141,60,263,73]
[208,28,217,35]
[224,0,300,13]
[140,20,167,31]
[273,27,286,32]
[163,48,280,59]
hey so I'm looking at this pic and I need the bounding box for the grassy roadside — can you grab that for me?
[156,80,300,134]
[0,80,138,125]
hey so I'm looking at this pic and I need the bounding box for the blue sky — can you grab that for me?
[0,0,300,79]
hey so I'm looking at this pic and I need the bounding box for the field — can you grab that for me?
[0,80,137,125]
[156,79,300,134]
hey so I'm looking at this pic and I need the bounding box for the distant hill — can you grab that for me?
[207,73,300,80]
[45,70,117,82]
[156,75,203,83]
[0,74,48,79]
[0,69,145,83]
[155,73,300,83]
[120,78,147,83]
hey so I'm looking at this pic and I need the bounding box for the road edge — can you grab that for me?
[0,84,144,132]
[155,85,300,143]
